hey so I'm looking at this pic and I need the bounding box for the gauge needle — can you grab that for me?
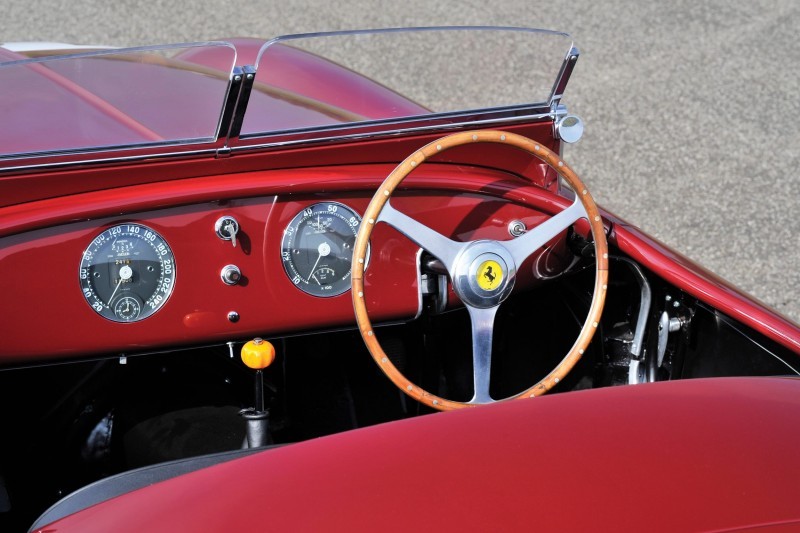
[307,242,331,284]
[108,278,124,306]
[108,265,133,304]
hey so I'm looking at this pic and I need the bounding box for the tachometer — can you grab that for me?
[281,202,363,297]
[79,224,175,322]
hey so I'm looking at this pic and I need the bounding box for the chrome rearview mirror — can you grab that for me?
[555,114,584,144]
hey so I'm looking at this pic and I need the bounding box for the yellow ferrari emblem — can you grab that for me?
[476,260,503,291]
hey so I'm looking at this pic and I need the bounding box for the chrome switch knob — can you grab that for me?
[215,216,240,248]
[221,264,242,285]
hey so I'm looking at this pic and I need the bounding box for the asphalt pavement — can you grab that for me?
[3,0,798,322]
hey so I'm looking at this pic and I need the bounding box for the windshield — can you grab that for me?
[242,27,574,137]
[0,42,236,158]
[0,28,575,164]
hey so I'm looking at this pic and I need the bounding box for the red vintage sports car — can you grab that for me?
[0,27,799,532]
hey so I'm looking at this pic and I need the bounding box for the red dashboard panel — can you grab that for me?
[0,168,558,364]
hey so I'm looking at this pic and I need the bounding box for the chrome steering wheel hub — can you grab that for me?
[452,241,516,309]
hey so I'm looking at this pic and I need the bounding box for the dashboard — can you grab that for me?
[0,166,571,364]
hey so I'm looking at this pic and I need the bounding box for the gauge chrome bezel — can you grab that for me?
[79,223,176,322]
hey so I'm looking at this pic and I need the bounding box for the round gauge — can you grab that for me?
[79,224,176,322]
[281,202,364,297]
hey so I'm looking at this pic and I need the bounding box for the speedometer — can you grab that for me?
[281,202,363,297]
[79,224,175,322]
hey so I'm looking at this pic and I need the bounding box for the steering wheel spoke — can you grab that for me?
[504,196,586,267]
[378,200,463,274]
[466,304,499,404]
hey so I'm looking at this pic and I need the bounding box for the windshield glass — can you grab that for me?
[0,42,236,158]
[242,27,573,137]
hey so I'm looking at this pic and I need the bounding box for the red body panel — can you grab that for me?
[36,377,800,532]
[0,122,559,208]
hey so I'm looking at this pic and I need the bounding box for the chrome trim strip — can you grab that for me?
[0,147,220,174]
[0,135,218,162]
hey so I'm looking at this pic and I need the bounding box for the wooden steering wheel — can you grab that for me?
[351,130,608,411]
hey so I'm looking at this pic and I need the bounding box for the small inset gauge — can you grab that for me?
[281,202,363,297]
[113,296,142,321]
[79,223,175,322]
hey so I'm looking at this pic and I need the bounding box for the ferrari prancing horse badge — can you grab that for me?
[476,259,503,291]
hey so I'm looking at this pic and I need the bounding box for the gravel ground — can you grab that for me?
[3,0,798,322]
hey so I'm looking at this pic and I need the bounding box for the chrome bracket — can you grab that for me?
[552,102,568,122]
[656,311,683,367]
[610,257,652,385]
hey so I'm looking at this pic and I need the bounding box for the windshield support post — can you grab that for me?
[227,65,257,143]
[548,46,579,109]
[217,66,244,145]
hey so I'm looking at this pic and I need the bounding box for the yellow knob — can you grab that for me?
[241,338,275,370]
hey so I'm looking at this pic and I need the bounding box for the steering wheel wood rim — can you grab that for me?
[352,130,608,411]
